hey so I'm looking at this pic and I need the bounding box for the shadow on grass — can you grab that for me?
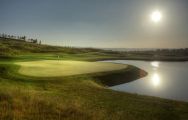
[93,65,147,87]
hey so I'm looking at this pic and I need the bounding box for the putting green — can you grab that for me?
[15,60,127,77]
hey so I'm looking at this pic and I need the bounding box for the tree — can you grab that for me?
[22,36,26,40]
[33,39,38,43]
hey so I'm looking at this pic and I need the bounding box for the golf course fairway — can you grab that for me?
[15,60,127,77]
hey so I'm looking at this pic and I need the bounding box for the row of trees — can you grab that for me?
[0,33,41,44]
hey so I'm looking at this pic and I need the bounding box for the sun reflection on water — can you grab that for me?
[150,61,161,87]
[151,73,160,87]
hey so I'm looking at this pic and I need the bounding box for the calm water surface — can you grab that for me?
[105,60,188,102]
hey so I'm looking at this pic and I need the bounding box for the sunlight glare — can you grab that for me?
[150,10,162,23]
[151,73,160,87]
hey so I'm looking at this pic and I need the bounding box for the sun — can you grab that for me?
[150,10,162,23]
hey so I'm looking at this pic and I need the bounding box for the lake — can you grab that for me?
[105,60,188,102]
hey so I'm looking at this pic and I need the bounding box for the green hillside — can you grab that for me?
[1,37,188,61]
[0,37,108,56]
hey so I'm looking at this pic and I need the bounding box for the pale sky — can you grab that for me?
[0,0,188,48]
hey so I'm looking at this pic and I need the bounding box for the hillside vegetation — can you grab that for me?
[0,38,107,55]
[0,37,124,62]
[1,37,188,61]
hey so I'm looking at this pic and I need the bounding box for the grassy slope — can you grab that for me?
[0,38,188,120]
[1,37,188,61]
[0,38,121,61]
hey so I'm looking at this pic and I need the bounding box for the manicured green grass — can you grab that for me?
[15,60,127,77]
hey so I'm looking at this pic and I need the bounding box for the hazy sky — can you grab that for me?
[1,0,188,48]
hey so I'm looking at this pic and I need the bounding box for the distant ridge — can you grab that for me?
[103,48,188,52]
